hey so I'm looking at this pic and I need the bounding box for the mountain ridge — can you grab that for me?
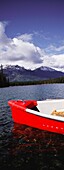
[3,65,64,82]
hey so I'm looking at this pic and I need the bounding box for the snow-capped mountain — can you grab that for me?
[3,65,64,82]
[38,66,55,71]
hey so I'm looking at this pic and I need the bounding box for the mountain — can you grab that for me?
[3,65,64,82]
[33,66,64,79]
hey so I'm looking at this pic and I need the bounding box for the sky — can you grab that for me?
[0,0,64,71]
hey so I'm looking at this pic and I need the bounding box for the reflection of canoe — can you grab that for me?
[8,99,64,135]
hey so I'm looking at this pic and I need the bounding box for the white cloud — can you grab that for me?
[0,21,64,71]
[0,21,11,44]
[45,44,64,53]
[50,54,64,71]
[17,33,33,42]
[0,22,44,69]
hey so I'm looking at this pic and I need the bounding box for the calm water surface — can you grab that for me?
[0,84,64,169]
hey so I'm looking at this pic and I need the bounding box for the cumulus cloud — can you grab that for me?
[0,22,44,69]
[49,54,64,71]
[0,21,11,44]
[17,33,33,42]
[0,21,64,71]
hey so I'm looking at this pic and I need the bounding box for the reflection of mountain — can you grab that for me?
[4,65,64,82]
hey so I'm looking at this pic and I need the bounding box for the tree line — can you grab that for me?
[10,76,64,86]
[0,65,9,87]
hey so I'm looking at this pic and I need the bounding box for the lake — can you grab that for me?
[0,84,64,169]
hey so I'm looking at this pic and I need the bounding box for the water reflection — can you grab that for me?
[9,123,64,169]
[0,122,64,169]
[12,123,64,154]
[0,84,64,169]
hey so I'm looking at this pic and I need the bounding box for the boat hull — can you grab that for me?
[8,100,64,135]
[12,107,64,134]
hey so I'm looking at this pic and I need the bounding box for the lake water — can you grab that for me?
[0,84,64,169]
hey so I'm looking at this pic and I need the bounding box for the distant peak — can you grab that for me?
[37,66,55,71]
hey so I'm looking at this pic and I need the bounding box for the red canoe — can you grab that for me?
[8,99,64,135]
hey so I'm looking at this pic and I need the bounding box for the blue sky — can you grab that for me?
[0,0,64,71]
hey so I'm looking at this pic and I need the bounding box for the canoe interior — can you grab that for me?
[37,99,64,115]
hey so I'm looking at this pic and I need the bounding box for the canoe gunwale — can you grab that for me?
[26,108,64,122]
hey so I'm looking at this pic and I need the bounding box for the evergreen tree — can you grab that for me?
[0,64,9,87]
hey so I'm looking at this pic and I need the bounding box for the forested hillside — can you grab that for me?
[0,65,9,87]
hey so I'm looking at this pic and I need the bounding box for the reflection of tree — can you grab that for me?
[0,64,9,87]
[11,123,63,155]
[2,123,63,169]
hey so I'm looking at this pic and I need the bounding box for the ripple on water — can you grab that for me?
[0,85,64,169]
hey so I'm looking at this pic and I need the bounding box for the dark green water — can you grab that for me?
[0,84,64,169]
